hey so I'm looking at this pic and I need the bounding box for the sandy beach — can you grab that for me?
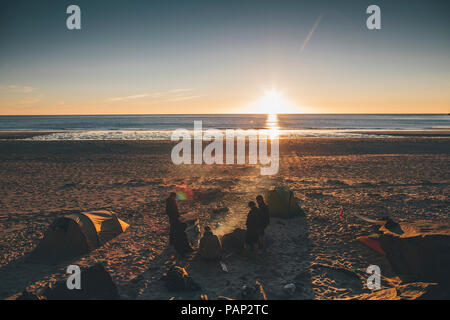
[1,0,449,307]
[0,137,449,300]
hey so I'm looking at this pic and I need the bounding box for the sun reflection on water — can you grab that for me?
[265,113,279,140]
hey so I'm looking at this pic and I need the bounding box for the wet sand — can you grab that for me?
[0,138,449,299]
[0,131,63,140]
[352,130,450,137]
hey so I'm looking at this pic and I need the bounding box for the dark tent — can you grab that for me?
[264,186,303,218]
[28,210,129,264]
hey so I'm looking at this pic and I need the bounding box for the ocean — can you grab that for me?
[0,114,448,140]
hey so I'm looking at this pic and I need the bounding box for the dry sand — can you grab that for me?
[0,138,449,299]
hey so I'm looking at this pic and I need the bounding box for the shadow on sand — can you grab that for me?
[131,212,313,300]
[0,254,84,299]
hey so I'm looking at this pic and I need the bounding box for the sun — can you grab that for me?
[247,88,301,114]
[264,89,283,104]
[260,89,283,114]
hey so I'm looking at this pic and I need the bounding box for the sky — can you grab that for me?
[0,0,449,115]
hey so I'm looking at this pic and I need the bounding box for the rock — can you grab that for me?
[240,281,267,300]
[212,207,229,215]
[221,228,246,254]
[163,266,201,292]
[283,283,296,296]
[378,220,450,289]
[44,263,119,300]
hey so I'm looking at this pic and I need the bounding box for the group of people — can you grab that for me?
[165,192,270,258]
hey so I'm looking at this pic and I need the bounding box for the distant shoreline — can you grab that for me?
[350,130,450,137]
[0,129,449,140]
[0,131,64,139]
[0,113,448,116]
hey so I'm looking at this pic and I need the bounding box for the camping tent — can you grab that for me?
[264,186,303,218]
[357,220,450,292]
[28,210,129,264]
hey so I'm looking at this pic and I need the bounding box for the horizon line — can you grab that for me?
[0,113,448,116]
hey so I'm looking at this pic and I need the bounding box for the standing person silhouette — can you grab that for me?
[165,192,179,245]
[165,192,193,255]
[256,195,270,251]
[245,201,260,252]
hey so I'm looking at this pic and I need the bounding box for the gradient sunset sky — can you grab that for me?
[0,0,449,115]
